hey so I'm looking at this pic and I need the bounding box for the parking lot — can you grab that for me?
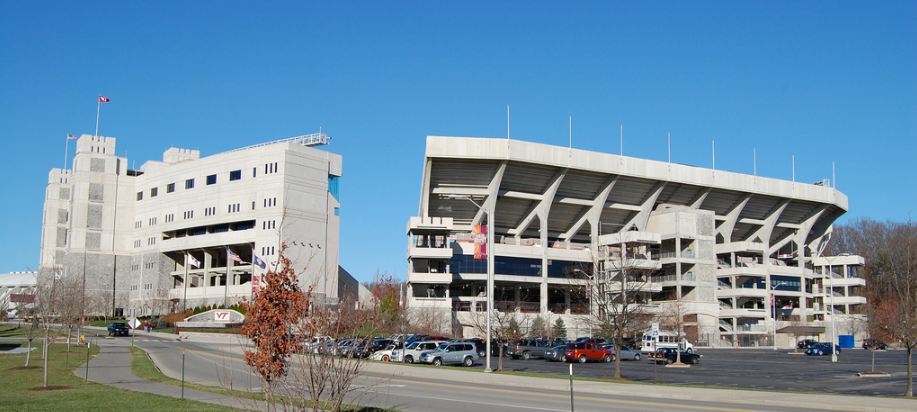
[487,348,915,396]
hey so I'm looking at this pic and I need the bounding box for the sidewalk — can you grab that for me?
[76,342,264,410]
[361,361,916,412]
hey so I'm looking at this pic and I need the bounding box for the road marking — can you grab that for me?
[362,375,755,412]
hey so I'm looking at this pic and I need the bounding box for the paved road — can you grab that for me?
[494,348,915,396]
[107,335,915,412]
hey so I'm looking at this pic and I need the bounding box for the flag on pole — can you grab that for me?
[253,255,267,270]
[473,224,487,260]
[228,250,243,263]
[66,134,78,140]
[251,275,261,293]
[98,96,111,103]
[188,254,201,268]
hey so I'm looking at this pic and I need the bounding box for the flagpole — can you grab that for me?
[182,252,189,312]
[250,244,255,301]
[63,135,70,171]
[224,248,232,308]
[95,98,101,138]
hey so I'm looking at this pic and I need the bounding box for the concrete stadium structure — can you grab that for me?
[0,272,37,318]
[38,133,361,318]
[406,136,867,346]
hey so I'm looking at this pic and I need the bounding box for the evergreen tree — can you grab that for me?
[529,316,546,337]
[552,318,567,339]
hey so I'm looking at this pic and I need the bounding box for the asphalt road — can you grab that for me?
[494,348,915,396]
[102,336,838,412]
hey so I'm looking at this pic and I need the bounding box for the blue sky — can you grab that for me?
[1,1,914,281]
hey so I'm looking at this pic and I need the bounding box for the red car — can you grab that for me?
[563,341,613,363]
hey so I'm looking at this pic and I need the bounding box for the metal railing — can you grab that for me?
[223,132,330,154]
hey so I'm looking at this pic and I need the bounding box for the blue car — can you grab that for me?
[805,342,841,356]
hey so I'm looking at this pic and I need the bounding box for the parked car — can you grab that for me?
[508,338,565,360]
[862,338,888,350]
[107,322,130,337]
[419,342,480,366]
[796,339,818,350]
[371,343,404,362]
[806,342,840,356]
[402,340,447,364]
[452,338,488,357]
[649,348,700,365]
[544,344,571,362]
[602,344,642,361]
[563,341,613,363]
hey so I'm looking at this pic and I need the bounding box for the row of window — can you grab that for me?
[135,199,275,230]
[262,220,276,230]
[136,162,278,201]
[261,246,277,256]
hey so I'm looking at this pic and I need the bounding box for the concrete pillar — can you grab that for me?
[675,237,682,299]
[540,281,548,315]
[564,287,571,314]
[204,250,212,287]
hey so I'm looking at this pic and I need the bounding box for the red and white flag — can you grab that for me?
[66,134,78,140]
[228,250,243,263]
[98,96,111,103]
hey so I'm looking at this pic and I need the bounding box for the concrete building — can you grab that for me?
[0,272,37,318]
[38,133,359,317]
[406,136,867,346]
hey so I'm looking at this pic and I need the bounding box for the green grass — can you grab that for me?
[0,342,236,411]
[130,347,397,411]
[0,325,69,339]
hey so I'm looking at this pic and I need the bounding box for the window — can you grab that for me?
[183,210,194,220]
[133,240,141,248]
[148,217,157,226]
[252,167,257,177]
[229,170,241,181]
[166,183,175,193]
[150,187,158,197]
[204,206,216,216]
[185,178,195,189]
[262,220,276,230]
[136,191,143,201]
[228,203,240,213]
[263,197,277,207]
[207,174,217,185]
[165,213,174,223]
[134,220,142,229]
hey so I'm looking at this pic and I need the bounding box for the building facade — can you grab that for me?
[406,136,867,346]
[39,133,357,317]
[0,272,37,318]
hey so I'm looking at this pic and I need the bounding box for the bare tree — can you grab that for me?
[469,308,527,371]
[868,221,917,397]
[659,298,689,365]
[585,242,656,379]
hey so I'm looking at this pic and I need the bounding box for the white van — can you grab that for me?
[641,331,694,353]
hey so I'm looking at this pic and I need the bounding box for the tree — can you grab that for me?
[552,318,567,340]
[868,222,917,397]
[585,241,656,379]
[528,316,547,338]
[241,246,311,406]
[660,298,689,365]
[366,273,403,334]
[469,308,526,371]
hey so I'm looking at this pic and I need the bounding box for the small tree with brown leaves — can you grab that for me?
[241,247,311,406]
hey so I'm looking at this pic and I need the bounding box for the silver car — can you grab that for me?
[419,342,480,367]
[602,344,642,361]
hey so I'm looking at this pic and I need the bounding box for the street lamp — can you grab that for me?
[823,260,839,363]
[770,280,787,351]
[445,194,495,373]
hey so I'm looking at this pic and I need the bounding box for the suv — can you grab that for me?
[863,338,888,350]
[402,340,446,364]
[420,342,480,366]
[508,338,566,360]
[563,341,612,363]
[107,322,130,337]
[797,339,818,350]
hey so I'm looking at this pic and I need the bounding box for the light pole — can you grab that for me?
[770,280,786,351]
[824,261,839,363]
[447,194,495,373]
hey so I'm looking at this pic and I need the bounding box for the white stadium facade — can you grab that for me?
[38,133,363,318]
[406,136,867,347]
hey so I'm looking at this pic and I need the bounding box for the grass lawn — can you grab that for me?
[0,324,70,339]
[130,347,396,411]
[0,342,237,411]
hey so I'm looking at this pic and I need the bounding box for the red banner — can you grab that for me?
[473,224,487,260]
